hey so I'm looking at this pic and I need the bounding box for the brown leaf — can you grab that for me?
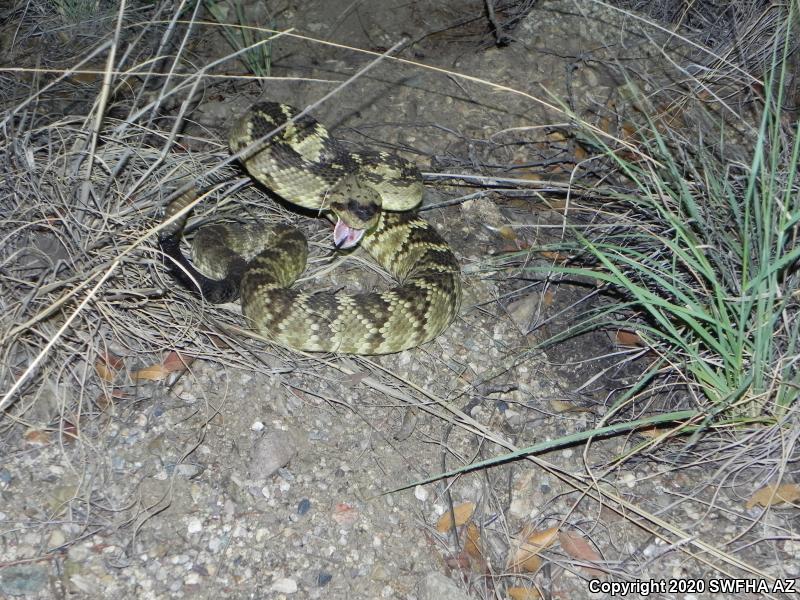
[133,351,194,381]
[507,525,558,573]
[526,526,560,549]
[508,551,541,574]
[464,522,482,559]
[132,364,172,381]
[61,420,79,442]
[95,360,116,382]
[558,531,604,578]
[637,426,666,439]
[538,250,570,263]
[103,351,124,370]
[746,483,800,509]
[206,333,232,350]
[95,351,123,383]
[549,399,593,414]
[498,225,517,241]
[574,144,589,161]
[24,429,52,446]
[621,122,637,140]
[436,502,476,533]
[507,587,542,600]
[546,131,568,142]
[162,351,194,372]
[615,330,645,347]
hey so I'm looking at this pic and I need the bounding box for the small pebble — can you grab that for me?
[414,485,428,501]
[185,572,201,585]
[187,518,203,534]
[0,469,13,486]
[48,529,66,548]
[271,577,298,593]
[176,464,203,478]
[297,498,311,515]
[316,572,333,587]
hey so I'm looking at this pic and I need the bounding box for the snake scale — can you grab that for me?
[159,102,461,354]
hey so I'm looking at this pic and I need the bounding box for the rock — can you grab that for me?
[0,564,48,597]
[418,572,471,600]
[248,429,298,480]
[271,577,298,593]
[297,498,311,516]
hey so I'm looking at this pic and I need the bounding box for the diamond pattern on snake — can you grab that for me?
[159,101,461,354]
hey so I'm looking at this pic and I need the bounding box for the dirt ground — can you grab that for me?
[0,0,797,599]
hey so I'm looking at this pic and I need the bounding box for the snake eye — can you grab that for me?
[347,200,378,223]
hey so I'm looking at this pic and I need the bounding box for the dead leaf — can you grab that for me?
[615,330,645,347]
[61,420,79,442]
[24,429,52,446]
[133,351,194,381]
[206,333,232,350]
[162,351,194,372]
[637,426,666,438]
[436,502,476,533]
[524,526,559,549]
[549,399,573,413]
[508,551,541,574]
[464,522,482,559]
[574,144,589,161]
[538,250,570,263]
[95,361,116,382]
[95,351,123,382]
[133,364,172,381]
[507,525,558,573]
[558,531,604,578]
[507,586,542,600]
[548,399,593,414]
[498,225,517,241]
[746,483,800,509]
[621,122,637,140]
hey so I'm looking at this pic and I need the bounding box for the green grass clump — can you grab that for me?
[541,42,800,425]
[205,0,273,85]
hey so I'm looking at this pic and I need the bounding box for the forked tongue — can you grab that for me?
[333,217,366,249]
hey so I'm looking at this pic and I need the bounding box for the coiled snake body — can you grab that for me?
[159,102,461,354]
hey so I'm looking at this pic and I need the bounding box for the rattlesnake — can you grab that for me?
[159,101,461,354]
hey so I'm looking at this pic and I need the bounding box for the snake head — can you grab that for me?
[330,177,382,249]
